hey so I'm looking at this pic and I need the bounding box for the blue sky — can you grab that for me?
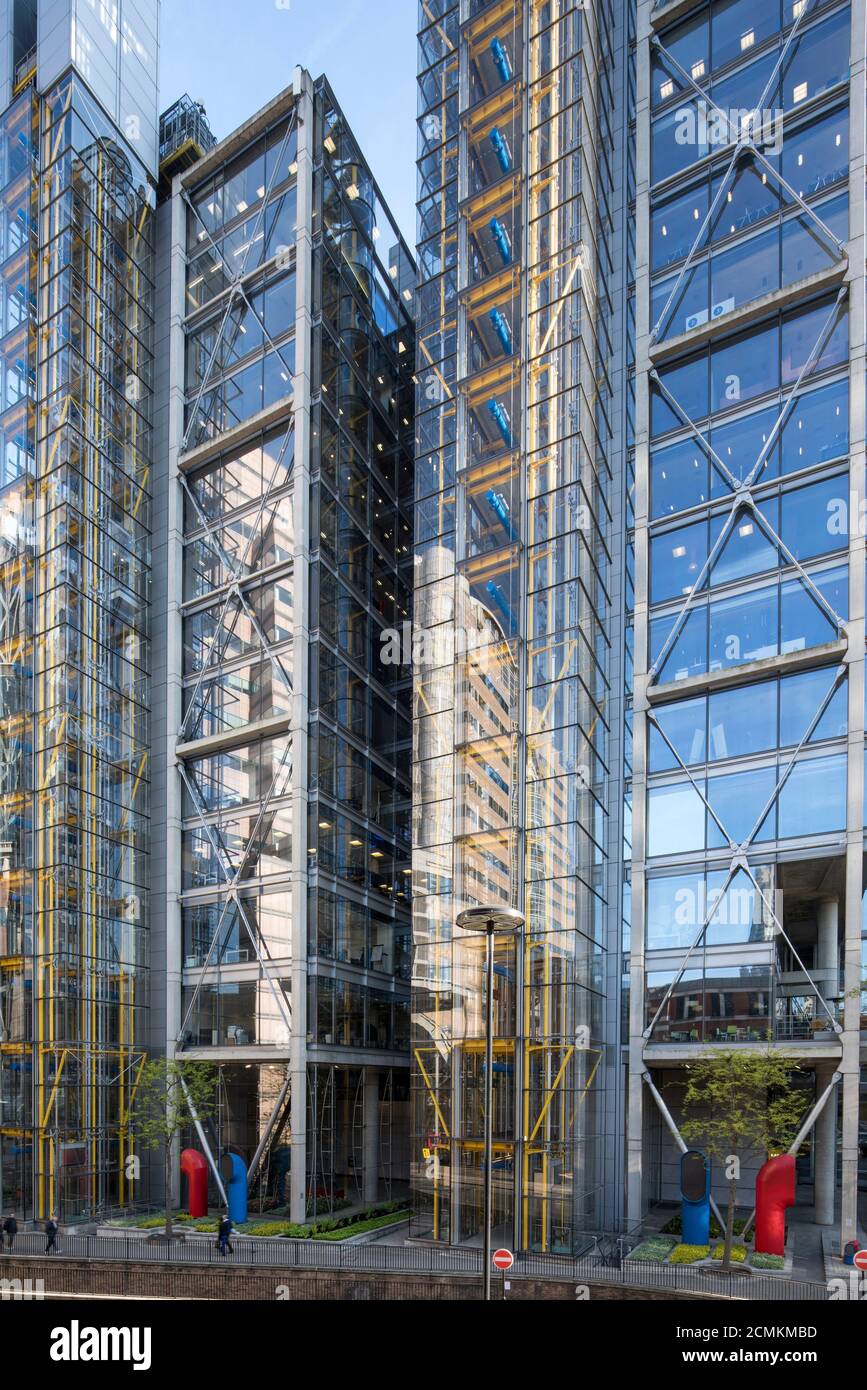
[159,0,418,245]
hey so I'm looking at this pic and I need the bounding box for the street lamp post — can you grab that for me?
[456,905,524,1301]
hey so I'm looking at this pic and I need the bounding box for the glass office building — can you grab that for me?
[628,0,865,1238]
[411,0,622,1252]
[154,71,415,1219]
[0,0,157,1220]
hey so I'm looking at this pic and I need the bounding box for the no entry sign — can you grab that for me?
[492,1248,514,1271]
[853,1248,867,1270]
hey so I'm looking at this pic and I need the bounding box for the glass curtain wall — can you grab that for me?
[178,104,298,1205]
[0,90,38,1217]
[629,0,861,1228]
[412,0,614,1254]
[305,78,415,1209]
[33,74,154,1218]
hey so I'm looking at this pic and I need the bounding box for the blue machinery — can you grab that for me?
[489,217,512,266]
[487,397,513,447]
[485,578,517,632]
[489,306,513,355]
[485,488,519,542]
[489,126,512,174]
[490,37,513,84]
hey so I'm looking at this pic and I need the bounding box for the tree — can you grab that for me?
[677,1048,804,1272]
[132,1058,219,1238]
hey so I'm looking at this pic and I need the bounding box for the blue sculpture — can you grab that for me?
[220,1150,248,1225]
[680,1149,710,1246]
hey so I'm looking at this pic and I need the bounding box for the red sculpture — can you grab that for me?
[180,1148,208,1218]
[755,1153,795,1256]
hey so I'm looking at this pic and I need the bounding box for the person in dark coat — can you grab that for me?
[45,1215,59,1255]
[218,1212,234,1256]
[2,1212,17,1252]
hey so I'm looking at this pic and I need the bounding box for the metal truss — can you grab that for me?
[649,0,843,350]
[174,114,300,1059]
[642,30,853,1043]
[181,108,298,454]
[178,412,295,744]
[644,661,846,1040]
[175,741,294,1044]
[648,282,849,687]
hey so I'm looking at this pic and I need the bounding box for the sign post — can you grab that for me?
[493,1247,513,1300]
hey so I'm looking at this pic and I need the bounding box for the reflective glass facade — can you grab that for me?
[629,0,864,1234]
[169,74,414,1219]
[0,62,155,1219]
[412,0,618,1253]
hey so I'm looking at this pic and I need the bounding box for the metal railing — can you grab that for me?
[12,46,36,93]
[0,1230,831,1299]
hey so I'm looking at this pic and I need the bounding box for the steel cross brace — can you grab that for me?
[649,0,839,346]
[175,748,294,1043]
[649,0,815,164]
[648,287,849,685]
[181,111,298,451]
[643,663,847,1039]
[178,416,296,741]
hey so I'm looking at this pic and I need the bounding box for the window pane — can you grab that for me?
[778,754,846,836]
[781,106,848,200]
[780,566,847,653]
[780,667,847,746]
[710,502,778,588]
[710,404,779,496]
[647,871,704,950]
[708,681,777,760]
[652,181,709,270]
[711,322,779,414]
[781,377,848,475]
[711,0,780,73]
[652,354,709,438]
[705,867,772,945]
[651,437,711,519]
[648,780,706,856]
[651,606,708,683]
[650,695,707,771]
[711,158,781,245]
[706,765,777,847]
[651,520,707,602]
[781,474,848,562]
[709,585,779,670]
[711,225,779,315]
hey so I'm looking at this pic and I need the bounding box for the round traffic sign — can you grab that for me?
[853,1248,867,1270]
[492,1247,514,1271]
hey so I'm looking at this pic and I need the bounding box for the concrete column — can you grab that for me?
[288,67,315,1226]
[842,0,867,1249]
[814,1065,837,1226]
[363,1070,380,1204]
[626,0,654,1229]
[817,899,840,1001]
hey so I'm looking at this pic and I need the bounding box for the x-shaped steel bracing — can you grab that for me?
[644,659,847,1039]
[648,286,848,686]
[181,110,298,453]
[643,13,851,1038]
[175,114,300,1048]
[649,0,844,350]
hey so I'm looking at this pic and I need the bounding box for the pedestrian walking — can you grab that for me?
[217,1212,234,1257]
[45,1214,59,1255]
[2,1212,17,1253]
